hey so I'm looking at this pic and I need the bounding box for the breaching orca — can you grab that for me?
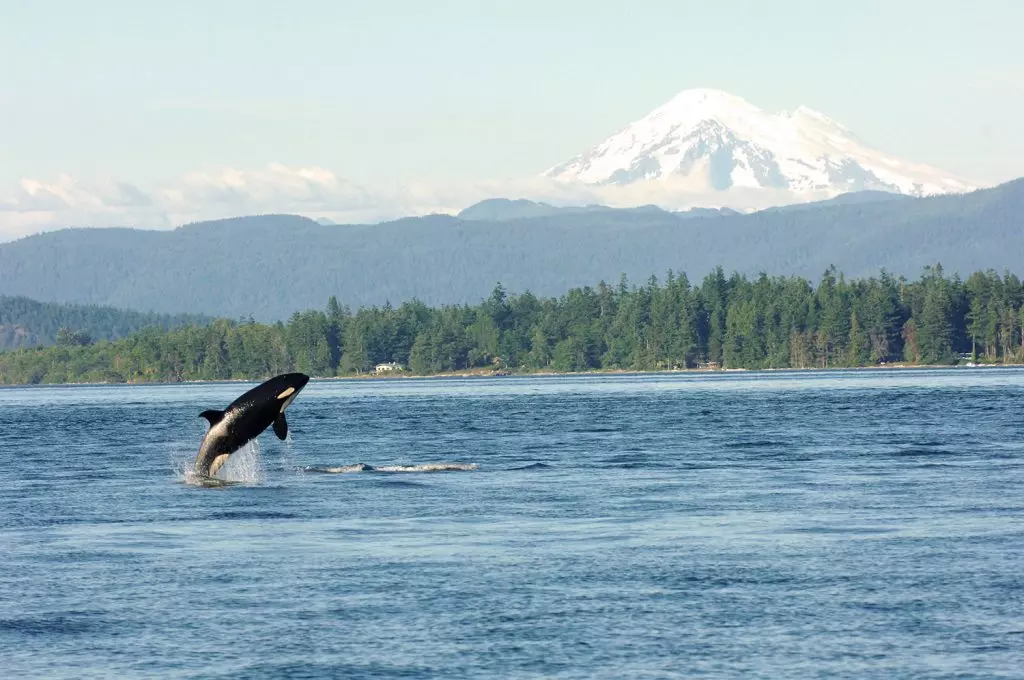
[193,372,310,478]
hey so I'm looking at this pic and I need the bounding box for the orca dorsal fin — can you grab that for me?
[199,410,226,427]
[272,413,288,440]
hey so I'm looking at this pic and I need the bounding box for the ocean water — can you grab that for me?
[1,369,1022,679]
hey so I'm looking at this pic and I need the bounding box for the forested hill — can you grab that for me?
[1,265,1021,385]
[0,179,1021,321]
[0,295,213,350]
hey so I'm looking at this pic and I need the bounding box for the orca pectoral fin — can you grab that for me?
[199,410,226,427]
[273,413,288,440]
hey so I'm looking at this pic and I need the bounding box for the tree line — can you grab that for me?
[1,264,1022,385]
[0,295,212,350]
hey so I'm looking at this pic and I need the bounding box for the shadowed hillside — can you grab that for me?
[0,180,1021,320]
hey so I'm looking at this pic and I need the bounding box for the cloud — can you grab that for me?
[170,164,372,210]
[11,175,148,211]
[0,163,829,242]
[0,175,171,239]
[0,164,398,241]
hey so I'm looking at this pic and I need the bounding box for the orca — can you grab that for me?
[193,372,310,479]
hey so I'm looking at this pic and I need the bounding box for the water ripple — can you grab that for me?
[1,368,1023,678]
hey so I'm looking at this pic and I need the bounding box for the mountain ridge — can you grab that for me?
[0,178,1020,321]
[456,198,741,222]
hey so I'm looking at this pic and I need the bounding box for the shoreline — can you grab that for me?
[2,361,1022,388]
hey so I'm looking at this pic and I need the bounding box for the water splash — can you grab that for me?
[276,431,296,472]
[373,462,478,473]
[170,445,197,483]
[172,439,265,487]
[215,439,265,484]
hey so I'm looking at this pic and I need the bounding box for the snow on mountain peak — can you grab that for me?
[543,88,976,200]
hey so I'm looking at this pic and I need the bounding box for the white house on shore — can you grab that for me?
[374,362,403,374]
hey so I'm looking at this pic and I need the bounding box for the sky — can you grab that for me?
[1,0,1022,238]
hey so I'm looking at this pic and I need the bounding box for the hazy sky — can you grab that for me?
[1,1,1022,236]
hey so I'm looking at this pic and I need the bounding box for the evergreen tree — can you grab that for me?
[4,265,1022,384]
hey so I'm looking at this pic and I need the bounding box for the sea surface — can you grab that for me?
[1,368,1023,678]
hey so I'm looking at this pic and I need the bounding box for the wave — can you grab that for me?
[723,440,789,449]
[373,463,478,473]
[302,462,478,474]
[508,462,551,471]
[892,446,957,457]
[0,612,103,636]
[205,510,297,520]
[304,463,375,474]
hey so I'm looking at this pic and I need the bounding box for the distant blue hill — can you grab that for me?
[0,179,1021,321]
[457,197,740,221]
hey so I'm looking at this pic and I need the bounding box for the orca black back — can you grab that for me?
[193,372,310,478]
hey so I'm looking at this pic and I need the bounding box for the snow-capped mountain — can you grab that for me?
[543,88,976,199]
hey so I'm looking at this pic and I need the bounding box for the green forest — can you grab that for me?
[0,295,211,350]
[1,264,1022,385]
